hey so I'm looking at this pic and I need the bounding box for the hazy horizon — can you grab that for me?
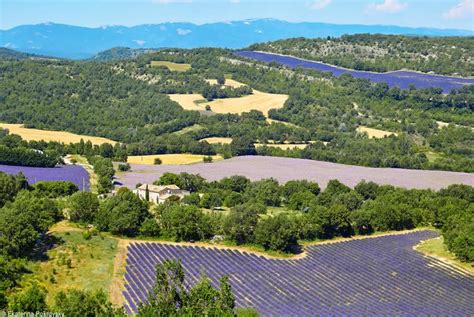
[1,0,473,31]
[2,18,473,32]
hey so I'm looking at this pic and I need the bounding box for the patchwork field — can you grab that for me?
[357,126,398,138]
[116,156,474,190]
[168,79,288,117]
[127,154,223,165]
[122,230,474,316]
[0,123,116,145]
[150,60,191,72]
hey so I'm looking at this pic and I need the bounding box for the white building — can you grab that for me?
[134,184,190,204]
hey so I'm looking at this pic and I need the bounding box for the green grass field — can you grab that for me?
[150,60,191,72]
[25,222,118,306]
[415,236,473,274]
[173,124,204,135]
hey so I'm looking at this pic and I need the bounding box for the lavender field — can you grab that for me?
[0,164,89,191]
[117,156,474,190]
[123,230,474,316]
[235,51,474,93]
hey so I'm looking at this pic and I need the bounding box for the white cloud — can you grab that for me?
[176,28,192,35]
[368,0,407,13]
[309,0,332,10]
[133,40,146,46]
[443,0,474,19]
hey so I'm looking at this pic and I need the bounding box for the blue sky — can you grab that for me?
[1,0,473,30]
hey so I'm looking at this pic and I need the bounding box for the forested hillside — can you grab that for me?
[1,41,473,172]
[250,35,474,77]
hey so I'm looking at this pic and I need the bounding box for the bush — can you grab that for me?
[223,204,260,245]
[442,204,474,262]
[34,181,79,198]
[158,204,211,242]
[83,231,92,240]
[54,289,124,316]
[203,155,213,163]
[288,191,316,212]
[154,158,162,165]
[118,163,131,172]
[68,191,100,224]
[139,218,161,237]
[182,193,201,206]
[254,214,299,252]
[8,283,48,312]
[95,189,149,237]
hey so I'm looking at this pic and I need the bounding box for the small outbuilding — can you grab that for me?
[134,184,190,204]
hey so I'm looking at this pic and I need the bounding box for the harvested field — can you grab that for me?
[357,126,398,138]
[116,156,474,190]
[205,78,244,88]
[0,123,116,145]
[200,137,233,144]
[255,143,309,150]
[150,60,191,72]
[169,79,288,117]
[127,154,223,165]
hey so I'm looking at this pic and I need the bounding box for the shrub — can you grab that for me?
[203,155,213,163]
[139,218,161,237]
[254,214,299,252]
[223,204,260,245]
[154,158,162,165]
[68,191,100,224]
[158,205,210,242]
[8,283,48,313]
[95,189,149,237]
[34,181,79,198]
[118,163,131,172]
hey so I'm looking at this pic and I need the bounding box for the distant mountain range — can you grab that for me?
[1,19,472,59]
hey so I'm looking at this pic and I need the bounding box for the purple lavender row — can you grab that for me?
[122,230,474,316]
[235,51,474,93]
[0,164,90,191]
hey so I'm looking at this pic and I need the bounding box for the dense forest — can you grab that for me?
[249,35,474,76]
[0,38,473,172]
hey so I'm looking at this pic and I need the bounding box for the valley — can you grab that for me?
[0,24,473,317]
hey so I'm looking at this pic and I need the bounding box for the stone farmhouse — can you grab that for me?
[134,184,190,204]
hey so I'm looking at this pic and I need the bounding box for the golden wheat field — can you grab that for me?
[150,61,191,72]
[356,126,398,139]
[199,137,233,144]
[254,143,309,150]
[127,154,223,165]
[0,123,116,145]
[169,79,288,117]
[205,78,244,88]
